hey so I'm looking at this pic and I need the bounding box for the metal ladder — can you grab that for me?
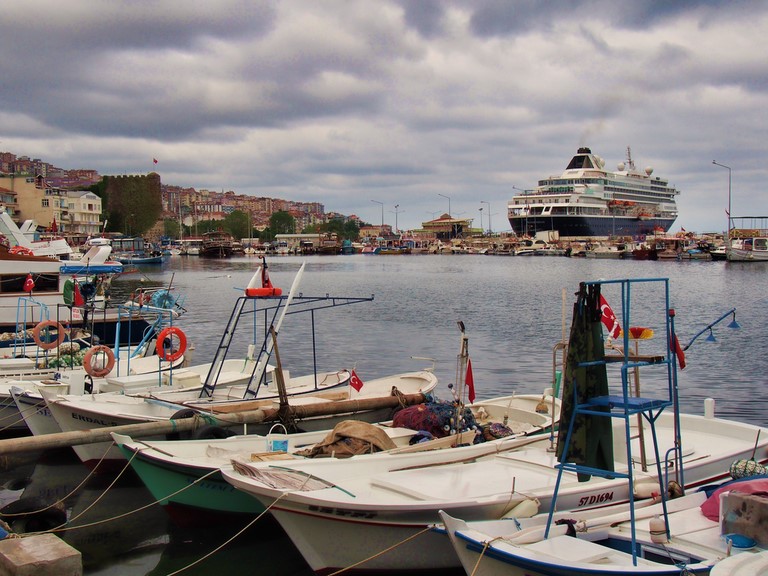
[544,277,683,566]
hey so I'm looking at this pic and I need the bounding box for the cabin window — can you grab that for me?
[1,273,58,294]
[755,238,767,250]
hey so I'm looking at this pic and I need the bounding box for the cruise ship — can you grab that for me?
[507,147,679,239]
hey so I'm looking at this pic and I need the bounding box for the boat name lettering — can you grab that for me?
[308,505,376,519]
[72,413,117,427]
[577,492,614,507]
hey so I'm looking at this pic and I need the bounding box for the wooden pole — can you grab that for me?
[0,392,427,455]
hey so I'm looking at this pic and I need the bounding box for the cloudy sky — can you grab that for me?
[1,1,765,233]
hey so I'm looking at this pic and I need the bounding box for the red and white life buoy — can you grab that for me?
[9,245,34,256]
[156,326,187,362]
[244,265,283,297]
[83,345,116,377]
[32,320,66,350]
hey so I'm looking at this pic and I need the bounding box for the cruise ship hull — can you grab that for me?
[509,214,675,239]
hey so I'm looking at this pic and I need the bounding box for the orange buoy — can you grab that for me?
[32,320,66,350]
[156,326,187,362]
[245,286,283,297]
[245,260,283,297]
[83,345,116,377]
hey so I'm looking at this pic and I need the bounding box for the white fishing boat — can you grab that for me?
[38,262,441,466]
[727,217,768,262]
[438,276,766,576]
[110,392,558,523]
[220,277,767,574]
[41,367,438,467]
[440,481,768,576]
[221,408,768,574]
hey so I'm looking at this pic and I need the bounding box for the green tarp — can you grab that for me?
[556,282,614,481]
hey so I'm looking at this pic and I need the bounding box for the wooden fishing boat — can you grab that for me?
[110,391,555,524]
[199,230,234,258]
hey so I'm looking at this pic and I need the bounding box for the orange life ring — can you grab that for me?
[245,287,283,297]
[156,326,187,362]
[9,245,33,255]
[32,320,66,350]
[83,345,116,377]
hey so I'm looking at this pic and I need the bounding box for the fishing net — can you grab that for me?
[392,400,482,442]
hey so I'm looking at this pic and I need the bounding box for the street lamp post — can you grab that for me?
[481,201,491,234]
[391,204,404,233]
[438,193,451,217]
[478,207,483,235]
[712,161,732,240]
[370,199,384,228]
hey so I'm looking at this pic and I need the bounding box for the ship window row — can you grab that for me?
[540,178,605,186]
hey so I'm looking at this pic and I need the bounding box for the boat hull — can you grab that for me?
[727,247,768,261]
[509,214,674,240]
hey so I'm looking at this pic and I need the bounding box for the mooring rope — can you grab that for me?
[0,402,37,432]
[19,440,125,535]
[468,537,503,576]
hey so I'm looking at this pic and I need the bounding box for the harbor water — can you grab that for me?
[1,254,766,575]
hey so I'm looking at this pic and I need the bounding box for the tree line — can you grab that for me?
[162,210,363,242]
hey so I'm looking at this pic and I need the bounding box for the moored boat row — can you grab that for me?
[2,269,766,576]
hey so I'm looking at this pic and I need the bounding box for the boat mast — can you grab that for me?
[626,146,635,171]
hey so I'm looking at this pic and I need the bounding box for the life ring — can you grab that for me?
[245,287,283,297]
[156,326,187,362]
[9,245,33,256]
[32,320,66,350]
[83,345,116,377]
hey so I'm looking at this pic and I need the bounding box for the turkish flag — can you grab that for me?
[599,295,621,339]
[350,369,364,392]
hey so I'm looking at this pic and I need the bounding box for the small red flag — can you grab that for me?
[23,273,35,293]
[51,217,58,234]
[153,158,158,164]
[465,358,476,404]
[671,334,686,370]
[350,369,364,392]
[599,295,621,339]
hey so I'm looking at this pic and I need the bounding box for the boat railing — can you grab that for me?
[12,297,50,358]
[199,291,375,400]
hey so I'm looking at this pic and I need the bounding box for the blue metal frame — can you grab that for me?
[544,277,681,567]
